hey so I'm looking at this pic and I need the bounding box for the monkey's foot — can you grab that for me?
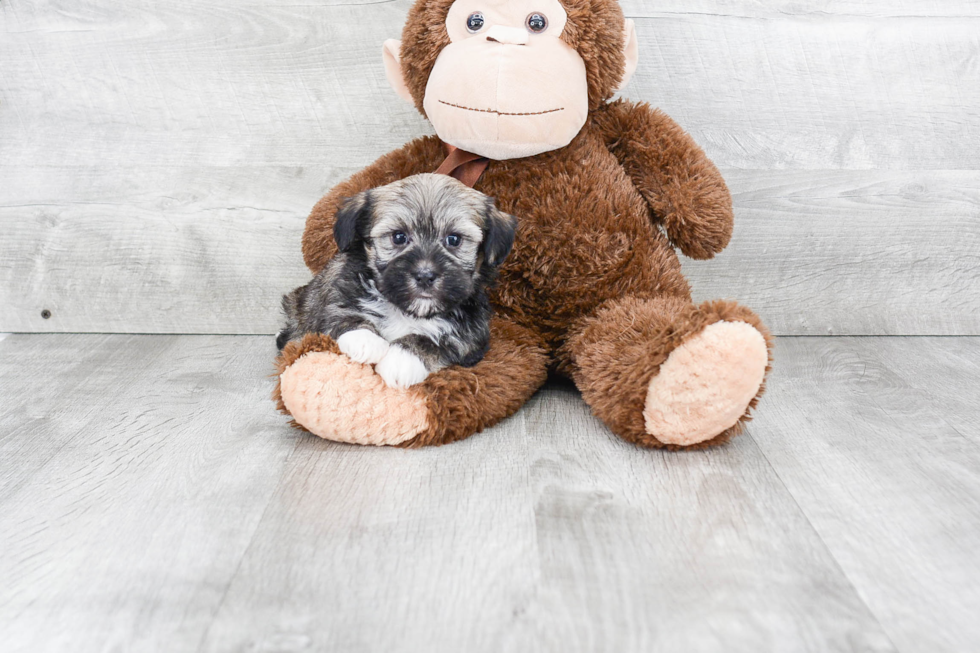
[643,321,768,446]
[275,334,428,446]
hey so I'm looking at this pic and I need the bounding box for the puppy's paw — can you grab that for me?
[375,345,429,389]
[337,329,389,365]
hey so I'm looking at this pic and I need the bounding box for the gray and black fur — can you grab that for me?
[277,173,517,373]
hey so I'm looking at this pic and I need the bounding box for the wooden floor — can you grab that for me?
[3,0,978,650]
[1,334,977,652]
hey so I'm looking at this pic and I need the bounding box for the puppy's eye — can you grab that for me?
[444,234,462,248]
[466,12,485,33]
[391,231,408,246]
[525,12,547,33]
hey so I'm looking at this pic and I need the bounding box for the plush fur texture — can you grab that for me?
[277,0,773,448]
[273,321,548,447]
[279,350,430,445]
[561,298,772,449]
[397,0,628,117]
[643,321,769,446]
[421,0,592,160]
[302,110,730,353]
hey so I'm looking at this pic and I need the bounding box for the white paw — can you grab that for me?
[336,329,389,365]
[375,345,429,389]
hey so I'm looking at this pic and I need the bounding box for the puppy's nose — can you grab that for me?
[414,268,438,288]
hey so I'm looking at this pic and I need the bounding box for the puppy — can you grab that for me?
[277,173,517,389]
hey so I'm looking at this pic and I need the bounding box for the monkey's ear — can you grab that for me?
[334,191,373,252]
[382,39,414,104]
[616,20,639,91]
[482,201,518,267]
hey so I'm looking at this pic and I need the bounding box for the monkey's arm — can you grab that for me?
[302,135,447,273]
[593,99,733,260]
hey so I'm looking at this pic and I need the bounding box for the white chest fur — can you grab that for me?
[358,294,452,343]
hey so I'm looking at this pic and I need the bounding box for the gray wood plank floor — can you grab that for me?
[2,334,977,652]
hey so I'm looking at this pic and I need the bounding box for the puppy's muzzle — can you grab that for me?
[413,265,439,290]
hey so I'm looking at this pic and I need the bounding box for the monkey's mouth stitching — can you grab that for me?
[439,100,564,116]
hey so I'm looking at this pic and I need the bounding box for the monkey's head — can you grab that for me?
[383,0,638,160]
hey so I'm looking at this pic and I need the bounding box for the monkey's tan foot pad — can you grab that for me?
[279,351,428,446]
[644,321,768,447]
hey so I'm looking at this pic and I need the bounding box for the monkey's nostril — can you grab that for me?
[486,36,524,45]
[485,26,529,46]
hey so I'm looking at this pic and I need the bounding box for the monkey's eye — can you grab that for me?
[445,234,462,248]
[525,12,548,33]
[391,231,409,246]
[466,12,485,33]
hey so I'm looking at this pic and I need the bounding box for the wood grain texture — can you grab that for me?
[871,337,980,442]
[492,385,893,652]
[2,0,978,334]
[685,170,980,336]
[2,167,976,335]
[750,337,980,653]
[0,165,315,334]
[2,1,977,169]
[1,334,908,653]
[620,0,980,18]
[0,334,300,652]
[198,384,896,653]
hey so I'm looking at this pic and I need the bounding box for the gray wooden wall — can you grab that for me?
[2,0,978,336]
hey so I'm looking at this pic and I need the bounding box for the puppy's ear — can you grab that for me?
[334,191,373,252]
[482,200,517,267]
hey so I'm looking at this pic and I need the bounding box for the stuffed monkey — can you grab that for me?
[274,0,772,448]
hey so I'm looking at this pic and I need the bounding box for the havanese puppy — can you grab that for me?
[277,173,518,389]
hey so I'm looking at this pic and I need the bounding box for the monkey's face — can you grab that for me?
[384,0,638,161]
[422,0,586,160]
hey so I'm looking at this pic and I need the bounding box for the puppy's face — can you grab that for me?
[334,174,517,317]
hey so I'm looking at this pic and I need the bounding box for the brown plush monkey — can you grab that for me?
[274,0,773,449]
